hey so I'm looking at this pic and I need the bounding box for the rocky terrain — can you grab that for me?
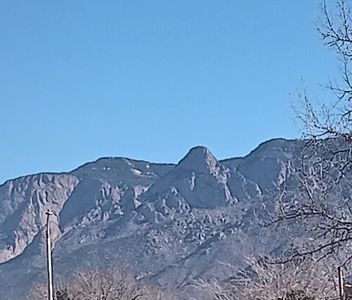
[0,139,308,299]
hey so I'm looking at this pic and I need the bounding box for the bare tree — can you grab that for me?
[27,266,174,300]
[265,0,352,267]
[303,0,352,138]
[196,257,336,300]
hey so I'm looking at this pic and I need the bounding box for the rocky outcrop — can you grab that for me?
[0,174,78,263]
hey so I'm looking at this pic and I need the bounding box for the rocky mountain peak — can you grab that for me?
[177,146,219,175]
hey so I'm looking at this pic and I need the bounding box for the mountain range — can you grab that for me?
[0,139,306,299]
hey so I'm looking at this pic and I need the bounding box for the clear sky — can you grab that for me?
[0,0,340,184]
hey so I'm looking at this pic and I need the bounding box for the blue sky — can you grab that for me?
[0,1,339,184]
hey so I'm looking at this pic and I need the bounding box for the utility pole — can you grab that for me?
[338,266,345,300]
[46,210,54,300]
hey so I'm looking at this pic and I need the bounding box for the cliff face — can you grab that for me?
[0,139,307,298]
[0,174,78,264]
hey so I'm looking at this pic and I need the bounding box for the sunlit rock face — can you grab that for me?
[0,139,313,299]
[0,174,78,264]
